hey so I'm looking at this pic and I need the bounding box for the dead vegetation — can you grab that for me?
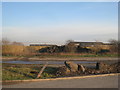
[56,61,120,77]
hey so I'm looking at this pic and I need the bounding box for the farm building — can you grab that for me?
[67,41,112,50]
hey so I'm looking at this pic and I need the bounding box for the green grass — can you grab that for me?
[2,69,31,80]
[34,54,118,58]
[2,63,58,80]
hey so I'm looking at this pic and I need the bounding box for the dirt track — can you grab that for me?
[2,57,119,61]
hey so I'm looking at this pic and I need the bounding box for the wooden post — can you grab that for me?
[36,62,48,78]
[96,62,100,70]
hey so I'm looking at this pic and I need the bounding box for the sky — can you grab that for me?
[2,2,118,45]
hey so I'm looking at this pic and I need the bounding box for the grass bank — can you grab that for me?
[2,63,58,80]
[2,61,120,81]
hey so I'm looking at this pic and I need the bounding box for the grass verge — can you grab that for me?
[2,63,57,80]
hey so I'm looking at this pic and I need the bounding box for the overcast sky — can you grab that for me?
[2,2,118,45]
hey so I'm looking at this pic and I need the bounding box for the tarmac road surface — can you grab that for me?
[2,74,119,88]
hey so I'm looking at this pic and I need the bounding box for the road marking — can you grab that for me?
[2,73,120,83]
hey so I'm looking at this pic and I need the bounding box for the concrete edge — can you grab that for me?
[1,73,120,83]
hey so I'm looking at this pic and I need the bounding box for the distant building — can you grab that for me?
[67,41,103,47]
[67,41,112,50]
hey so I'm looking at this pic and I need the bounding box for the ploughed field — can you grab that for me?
[2,61,120,81]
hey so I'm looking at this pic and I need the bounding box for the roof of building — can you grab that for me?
[68,41,103,44]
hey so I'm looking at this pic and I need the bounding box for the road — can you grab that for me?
[2,74,118,88]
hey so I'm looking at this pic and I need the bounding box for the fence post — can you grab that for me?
[36,62,48,78]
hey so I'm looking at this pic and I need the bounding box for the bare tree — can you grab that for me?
[2,38,25,56]
[65,39,74,45]
[2,38,10,45]
[65,40,76,53]
[12,41,24,46]
[108,39,120,53]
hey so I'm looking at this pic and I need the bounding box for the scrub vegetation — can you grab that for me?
[1,38,119,58]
